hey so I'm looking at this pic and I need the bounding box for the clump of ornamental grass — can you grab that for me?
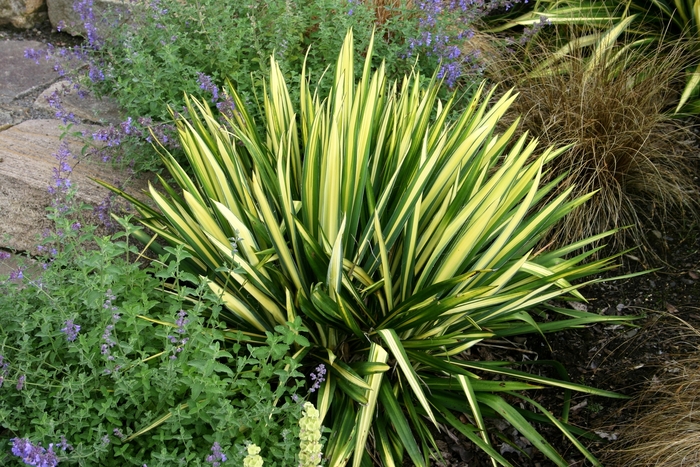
[487,34,700,260]
[600,334,700,467]
[100,30,641,467]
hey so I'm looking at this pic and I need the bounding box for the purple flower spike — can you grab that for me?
[61,320,81,342]
[11,438,59,467]
[197,73,219,102]
[205,442,227,466]
[24,48,43,64]
[308,363,327,393]
[9,268,24,281]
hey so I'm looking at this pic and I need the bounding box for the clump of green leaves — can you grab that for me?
[103,30,639,466]
[74,0,493,121]
[0,196,314,466]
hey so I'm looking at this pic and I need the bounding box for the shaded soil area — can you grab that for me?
[0,19,83,46]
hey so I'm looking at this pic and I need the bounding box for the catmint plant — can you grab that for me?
[205,442,228,466]
[307,364,326,393]
[0,355,8,388]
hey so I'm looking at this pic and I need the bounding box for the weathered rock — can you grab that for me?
[34,80,123,124]
[0,119,153,252]
[0,40,58,104]
[0,0,47,29]
[0,108,12,127]
[47,0,132,37]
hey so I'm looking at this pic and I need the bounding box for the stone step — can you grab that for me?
[0,119,154,252]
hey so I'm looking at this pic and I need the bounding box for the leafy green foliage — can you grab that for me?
[0,199,313,466]
[83,0,481,123]
[102,30,638,466]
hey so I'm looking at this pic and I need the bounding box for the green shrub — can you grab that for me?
[42,0,504,173]
[0,194,314,466]
[78,0,487,122]
[102,30,638,466]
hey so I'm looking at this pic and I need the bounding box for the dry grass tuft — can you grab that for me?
[487,35,699,260]
[601,319,700,467]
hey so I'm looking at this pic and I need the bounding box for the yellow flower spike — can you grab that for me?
[243,443,264,467]
[299,402,323,467]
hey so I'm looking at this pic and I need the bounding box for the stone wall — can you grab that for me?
[1,0,130,34]
[0,0,47,28]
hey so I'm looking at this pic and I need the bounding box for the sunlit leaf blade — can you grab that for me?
[353,343,388,467]
[378,329,437,426]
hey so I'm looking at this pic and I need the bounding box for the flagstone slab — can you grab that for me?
[0,40,58,104]
[0,119,153,252]
[34,80,124,124]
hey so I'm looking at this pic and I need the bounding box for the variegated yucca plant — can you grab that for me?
[102,30,635,467]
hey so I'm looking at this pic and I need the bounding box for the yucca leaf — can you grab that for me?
[478,393,568,466]
[353,343,388,467]
[326,395,357,467]
[513,392,602,466]
[206,280,269,332]
[250,173,302,291]
[349,361,391,376]
[378,379,426,467]
[436,406,513,466]
[378,329,437,426]
[456,360,626,398]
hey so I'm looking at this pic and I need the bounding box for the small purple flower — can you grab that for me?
[197,73,219,102]
[308,363,326,393]
[103,289,118,312]
[120,117,134,135]
[92,126,122,147]
[71,222,81,231]
[215,96,236,118]
[0,355,9,388]
[101,435,110,445]
[16,374,26,390]
[11,438,59,467]
[88,65,105,82]
[168,310,189,359]
[113,428,125,439]
[0,251,10,260]
[61,320,81,342]
[24,48,42,64]
[101,310,117,359]
[58,435,73,452]
[9,268,24,280]
[205,442,227,466]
